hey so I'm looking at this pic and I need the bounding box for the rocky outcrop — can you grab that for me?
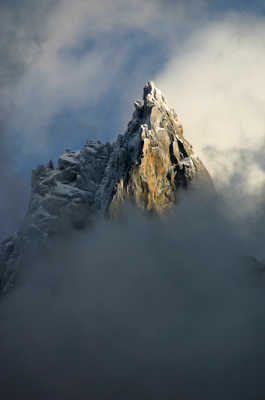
[106,81,212,216]
[0,82,212,292]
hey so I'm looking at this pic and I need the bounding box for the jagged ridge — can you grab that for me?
[0,81,212,292]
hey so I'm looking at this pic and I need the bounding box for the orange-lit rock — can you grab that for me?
[108,82,213,216]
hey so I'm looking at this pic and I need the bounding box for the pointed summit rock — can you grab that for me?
[104,81,213,216]
[0,82,212,292]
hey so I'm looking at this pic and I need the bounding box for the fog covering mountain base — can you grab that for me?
[1,194,265,399]
[0,81,212,292]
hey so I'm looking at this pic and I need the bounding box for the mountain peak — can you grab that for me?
[143,81,170,110]
[0,82,213,292]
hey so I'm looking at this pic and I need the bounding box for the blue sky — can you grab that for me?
[1,0,265,238]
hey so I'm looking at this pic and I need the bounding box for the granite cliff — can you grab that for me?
[0,82,212,292]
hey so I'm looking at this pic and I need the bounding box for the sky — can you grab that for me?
[2,1,265,398]
[1,0,265,238]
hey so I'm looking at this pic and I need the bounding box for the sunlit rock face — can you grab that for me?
[107,81,212,216]
[0,82,212,292]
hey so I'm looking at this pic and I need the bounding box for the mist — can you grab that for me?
[1,185,265,399]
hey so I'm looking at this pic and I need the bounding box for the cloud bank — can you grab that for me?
[157,14,265,193]
[1,190,265,399]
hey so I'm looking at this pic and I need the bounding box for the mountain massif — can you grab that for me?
[0,82,212,292]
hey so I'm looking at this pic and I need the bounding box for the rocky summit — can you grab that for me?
[0,82,212,292]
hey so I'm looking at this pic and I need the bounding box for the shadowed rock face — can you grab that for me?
[0,82,212,292]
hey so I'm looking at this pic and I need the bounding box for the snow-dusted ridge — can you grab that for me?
[0,82,212,293]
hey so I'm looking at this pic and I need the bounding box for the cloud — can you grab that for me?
[1,191,265,399]
[156,13,265,192]
[0,0,58,90]
[0,121,28,240]
[0,104,29,240]
[0,1,61,239]
[3,0,208,153]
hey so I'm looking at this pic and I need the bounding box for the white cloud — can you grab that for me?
[156,14,265,192]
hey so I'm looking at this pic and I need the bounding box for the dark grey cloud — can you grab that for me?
[1,188,265,399]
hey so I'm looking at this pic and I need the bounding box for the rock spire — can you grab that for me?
[0,82,212,292]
